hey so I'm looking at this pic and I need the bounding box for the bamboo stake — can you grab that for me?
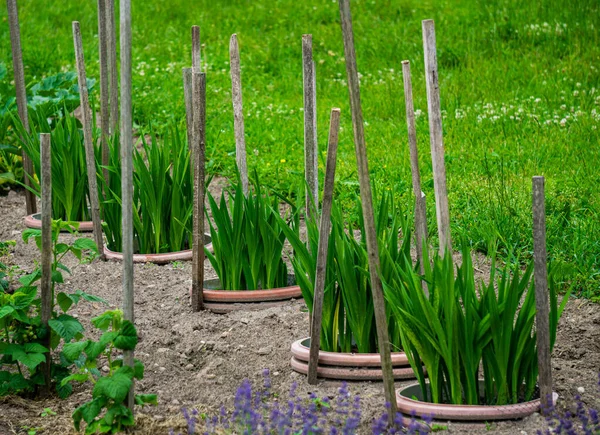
[191,70,207,312]
[72,22,105,261]
[183,68,193,149]
[338,0,397,418]
[192,25,200,71]
[229,34,249,195]
[308,108,340,385]
[422,19,452,257]
[97,0,110,190]
[401,60,428,280]
[6,0,36,215]
[106,0,118,134]
[40,132,52,394]
[119,0,134,411]
[302,35,318,216]
[532,176,553,412]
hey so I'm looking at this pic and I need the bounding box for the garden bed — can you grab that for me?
[0,190,598,435]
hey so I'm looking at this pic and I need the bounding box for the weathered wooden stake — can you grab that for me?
[422,19,452,257]
[39,133,52,393]
[192,25,201,71]
[106,0,118,134]
[72,22,105,261]
[338,0,397,418]
[302,35,318,216]
[401,60,428,280]
[229,34,249,195]
[97,0,110,190]
[308,108,340,385]
[7,0,37,215]
[120,0,135,411]
[191,70,207,312]
[183,68,193,149]
[532,176,553,412]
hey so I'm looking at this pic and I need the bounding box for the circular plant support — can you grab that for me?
[396,382,559,422]
[24,213,94,232]
[104,234,212,264]
[202,276,302,313]
[290,337,417,381]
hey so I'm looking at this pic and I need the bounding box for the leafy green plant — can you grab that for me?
[101,126,199,254]
[0,222,104,398]
[205,175,294,291]
[62,309,157,434]
[280,192,412,353]
[383,242,571,406]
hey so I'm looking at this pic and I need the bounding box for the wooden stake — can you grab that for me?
[192,25,200,71]
[183,68,193,149]
[401,60,428,279]
[422,19,452,257]
[7,0,36,215]
[532,176,553,412]
[97,0,110,190]
[229,34,249,195]
[72,22,105,261]
[191,70,207,312]
[308,108,340,385]
[39,132,52,394]
[302,34,318,215]
[119,0,135,411]
[106,0,118,134]
[338,0,397,418]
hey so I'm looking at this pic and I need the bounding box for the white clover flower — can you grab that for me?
[560,118,567,126]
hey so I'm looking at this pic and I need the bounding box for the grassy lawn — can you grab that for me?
[1,0,598,296]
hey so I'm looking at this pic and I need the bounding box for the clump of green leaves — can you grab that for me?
[206,176,294,291]
[62,309,157,434]
[383,242,571,406]
[0,221,104,398]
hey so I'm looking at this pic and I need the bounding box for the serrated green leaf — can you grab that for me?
[72,238,98,253]
[113,321,137,350]
[0,305,15,319]
[62,340,88,362]
[48,314,84,342]
[93,372,132,403]
[57,292,74,312]
[51,270,64,284]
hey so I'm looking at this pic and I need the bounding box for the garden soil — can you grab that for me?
[0,189,598,435]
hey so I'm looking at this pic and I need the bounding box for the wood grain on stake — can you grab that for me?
[7,0,37,215]
[192,25,201,70]
[302,35,318,215]
[191,70,207,312]
[40,133,52,392]
[422,20,452,256]
[120,0,135,410]
[338,0,397,417]
[308,108,340,385]
[229,34,249,195]
[532,176,553,412]
[72,22,105,261]
[183,68,193,150]
[106,0,118,133]
[97,0,110,189]
[401,61,428,277]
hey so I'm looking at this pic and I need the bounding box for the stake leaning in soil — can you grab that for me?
[338,0,397,418]
[40,132,52,393]
[302,34,318,216]
[401,60,429,282]
[229,34,249,196]
[120,0,135,410]
[106,0,118,134]
[72,22,105,261]
[532,176,553,412]
[191,70,207,312]
[422,19,452,256]
[6,0,37,215]
[97,0,110,190]
[308,108,340,385]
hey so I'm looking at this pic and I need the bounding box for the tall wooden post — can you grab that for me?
[192,25,200,71]
[6,0,37,215]
[120,0,135,411]
[338,0,397,418]
[97,0,110,189]
[106,0,118,134]
[72,22,105,261]
[39,133,52,393]
[302,34,318,216]
[308,108,340,385]
[183,68,193,149]
[422,19,451,256]
[229,34,249,195]
[532,176,553,412]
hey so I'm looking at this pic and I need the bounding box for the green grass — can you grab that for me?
[0,0,598,296]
